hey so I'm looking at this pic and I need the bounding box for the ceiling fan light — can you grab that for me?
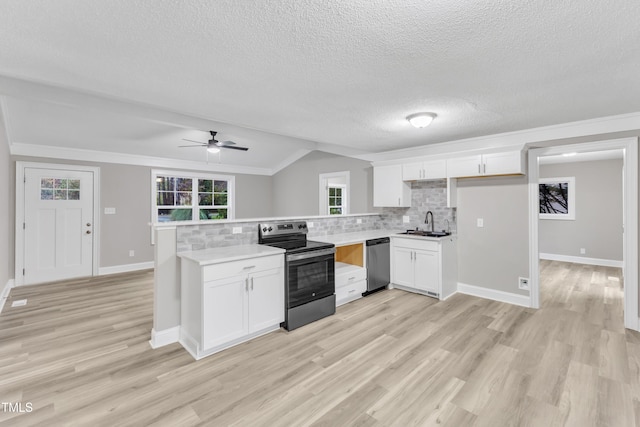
[407,112,437,128]
[207,146,221,154]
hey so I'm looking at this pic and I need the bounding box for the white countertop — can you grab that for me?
[177,244,285,265]
[317,229,455,246]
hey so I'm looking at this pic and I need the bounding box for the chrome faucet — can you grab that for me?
[425,211,434,233]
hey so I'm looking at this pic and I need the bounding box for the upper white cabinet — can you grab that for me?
[447,151,525,178]
[373,165,411,207]
[402,159,447,181]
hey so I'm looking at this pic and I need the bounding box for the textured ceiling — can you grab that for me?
[1,0,640,167]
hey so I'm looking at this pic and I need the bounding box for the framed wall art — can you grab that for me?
[539,177,575,220]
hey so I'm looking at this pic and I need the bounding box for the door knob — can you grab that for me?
[86,230,91,234]
[86,223,91,226]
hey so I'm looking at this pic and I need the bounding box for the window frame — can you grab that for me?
[151,169,235,223]
[327,183,347,215]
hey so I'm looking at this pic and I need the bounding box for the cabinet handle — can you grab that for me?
[245,278,249,291]
[398,197,401,206]
[251,277,254,291]
[243,265,256,270]
[478,164,481,174]
[348,289,357,294]
[348,276,356,281]
[483,163,486,174]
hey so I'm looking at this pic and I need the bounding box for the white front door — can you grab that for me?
[23,167,95,285]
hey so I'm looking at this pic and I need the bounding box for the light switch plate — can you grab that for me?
[477,218,484,227]
[403,216,410,223]
[104,207,116,215]
[232,227,242,234]
[357,218,362,224]
[307,222,314,228]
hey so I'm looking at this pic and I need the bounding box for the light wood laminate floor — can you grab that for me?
[1,261,639,426]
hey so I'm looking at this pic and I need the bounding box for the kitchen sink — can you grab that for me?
[398,230,451,237]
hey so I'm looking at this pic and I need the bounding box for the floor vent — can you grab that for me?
[11,299,27,307]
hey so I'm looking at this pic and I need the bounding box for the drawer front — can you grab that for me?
[336,279,367,302]
[204,255,283,282]
[392,237,439,252]
[336,268,367,288]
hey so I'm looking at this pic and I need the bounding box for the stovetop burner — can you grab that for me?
[258,221,334,254]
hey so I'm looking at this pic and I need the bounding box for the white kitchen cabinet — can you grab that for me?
[402,159,447,181]
[373,165,411,207]
[390,236,457,299]
[203,276,248,349]
[447,151,525,178]
[335,262,367,306]
[180,254,284,360]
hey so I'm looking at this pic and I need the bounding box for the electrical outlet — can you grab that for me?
[232,227,242,234]
[580,248,586,255]
[104,207,116,215]
[518,277,529,290]
[129,250,135,257]
[307,222,314,228]
[357,218,362,224]
[403,216,410,223]
[477,218,484,228]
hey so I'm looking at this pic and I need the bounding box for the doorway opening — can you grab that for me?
[528,139,638,330]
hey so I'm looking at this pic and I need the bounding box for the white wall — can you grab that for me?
[539,158,623,261]
[456,176,530,295]
[0,113,13,286]
[272,151,374,217]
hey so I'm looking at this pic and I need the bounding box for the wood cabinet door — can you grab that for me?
[392,247,415,287]
[203,276,248,349]
[414,250,440,294]
[248,268,284,333]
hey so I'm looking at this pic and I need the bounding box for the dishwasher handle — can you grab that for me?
[366,237,390,246]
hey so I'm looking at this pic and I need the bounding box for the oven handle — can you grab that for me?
[286,248,335,262]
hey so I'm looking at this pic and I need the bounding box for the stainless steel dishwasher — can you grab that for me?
[365,237,390,295]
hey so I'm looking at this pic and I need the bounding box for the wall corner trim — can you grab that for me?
[457,282,531,308]
[149,327,180,349]
[539,253,623,268]
[0,279,15,313]
[98,261,154,276]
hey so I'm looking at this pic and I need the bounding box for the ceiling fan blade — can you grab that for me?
[220,145,249,151]
[178,144,207,148]
[182,138,207,144]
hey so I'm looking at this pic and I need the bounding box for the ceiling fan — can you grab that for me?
[180,131,249,153]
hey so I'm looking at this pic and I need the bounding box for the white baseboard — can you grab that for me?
[149,326,180,349]
[457,282,531,308]
[0,279,15,314]
[99,261,154,276]
[539,253,623,268]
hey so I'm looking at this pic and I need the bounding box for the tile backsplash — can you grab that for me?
[176,214,384,252]
[378,179,456,233]
[175,179,455,252]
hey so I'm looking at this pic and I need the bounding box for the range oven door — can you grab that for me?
[286,248,335,308]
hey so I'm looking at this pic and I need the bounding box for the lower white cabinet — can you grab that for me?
[391,237,457,299]
[180,254,284,360]
[335,262,367,306]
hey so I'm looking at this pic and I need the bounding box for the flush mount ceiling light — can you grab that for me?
[406,112,437,128]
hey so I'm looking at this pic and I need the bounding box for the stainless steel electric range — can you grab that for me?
[258,221,335,330]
